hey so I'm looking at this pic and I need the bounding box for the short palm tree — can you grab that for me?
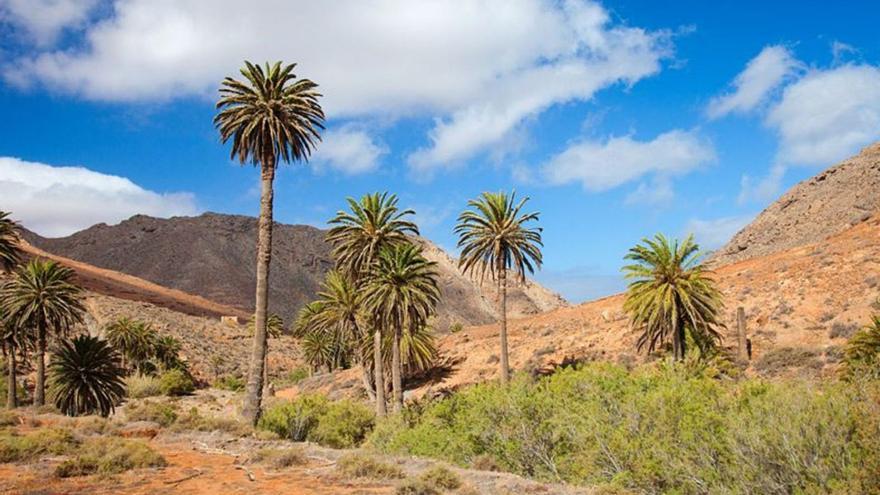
[0,211,21,272]
[312,271,361,369]
[215,60,324,424]
[455,191,543,383]
[1,259,85,406]
[843,315,880,379]
[153,335,184,371]
[361,243,440,412]
[50,335,125,417]
[622,234,725,361]
[326,192,418,416]
[104,318,157,374]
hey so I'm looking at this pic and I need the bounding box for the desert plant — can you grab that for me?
[49,335,125,417]
[124,373,163,398]
[54,437,166,477]
[125,400,178,426]
[257,393,329,441]
[455,190,543,383]
[1,259,85,406]
[337,452,404,479]
[214,374,246,392]
[362,243,440,412]
[215,60,324,424]
[843,315,880,379]
[622,234,724,361]
[419,465,461,490]
[257,394,374,447]
[157,368,195,396]
[0,427,79,462]
[327,192,419,417]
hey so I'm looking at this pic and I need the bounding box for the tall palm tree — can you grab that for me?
[215,60,324,424]
[622,234,725,361]
[50,335,125,417]
[247,313,283,391]
[361,243,440,412]
[455,191,542,383]
[327,192,418,416]
[0,211,21,273]
[1,259,85,406]
[104,317,156,373]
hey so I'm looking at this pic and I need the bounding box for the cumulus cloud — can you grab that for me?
[706,45,800,119]
[4,0,671,174]
[0,0,98,45]
[542,129,715,191]
[683,214,754,250]
[311,127,387,175]
[765,64,880,167]
[0,156,198,237]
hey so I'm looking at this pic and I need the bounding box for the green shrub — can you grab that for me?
[336,453,404,479]
[172,407,251,436]
[0,428,78,462]
[158,369,195,396]
[55,437,166,477]
[311,399,375,448]
[125,374,163,398]
[418,465,461,490]
[214,375,245,392]
[125,400,178,427]
[367,362,880,494]
[258,394,328,441]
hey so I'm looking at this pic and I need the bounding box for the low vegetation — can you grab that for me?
[336,452,404,479]
[257,394,374,448]
[55,436,166,477]
[368,362,880,494]
[124,374,163,398]
[157,368,195,396]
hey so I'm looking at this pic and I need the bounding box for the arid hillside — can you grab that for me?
[23,213,566,330]
[713,142,880,265]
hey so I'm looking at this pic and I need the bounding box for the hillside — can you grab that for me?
[290,213,880,400]
[23,213,566,329]
[713,142,880,265]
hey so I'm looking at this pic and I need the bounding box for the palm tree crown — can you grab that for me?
[622,234,725,360]
[214,61,324,166]
[50,335,125,417]
[327,192,419,279]
[362,243,441,332]
[0,211,21,272]
[104,317,156,373]
[455,190,543,283]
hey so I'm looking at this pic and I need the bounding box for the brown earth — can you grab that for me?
[713,142,880,265]
[288,213,880,400]
[22,212,567,330]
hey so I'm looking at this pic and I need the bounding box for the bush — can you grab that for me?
[213,375,245,392]
[367,362,880,494]
[125,374,163,398]
[336,453,404,479]
[158,369,195,396]
[257,394,374,447]
[172,407,251,436]
[55,437,166,477]
[125,400,178,427]
[754,346,823,376]
[396,478,439,495]
[419,465,461,490]
[280,368,309,386]
[245,447,305,470]
[0,428,78,462]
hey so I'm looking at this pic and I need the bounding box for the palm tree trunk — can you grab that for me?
[6,351,16,408]
[391,320,403,413]
[241,159,275,425]
[672,319,684,361]
[499,265,510,384]
[35,323,46,406]
[262,351,269,396]
[373,327,386,417]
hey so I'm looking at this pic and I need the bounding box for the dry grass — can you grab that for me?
[336,453,404,480]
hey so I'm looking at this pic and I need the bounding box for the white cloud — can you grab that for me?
[765,64,880,167]
[542,129,715,191]
[706,45,800,119]
[683,214,754,250]
[0,157,198,237]
[4,0,671,175]
[0,0,98,45]
[311,127,387,175]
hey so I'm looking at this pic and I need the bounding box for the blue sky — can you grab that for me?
[1,0,879,302]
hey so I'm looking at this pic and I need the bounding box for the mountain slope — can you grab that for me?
[23,213,566,329]
[713,142,880,265]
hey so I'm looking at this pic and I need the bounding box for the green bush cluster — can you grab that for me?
[0,428,78,462]
[124,374,163,398]
[213,374,245,392]
[55,436,166,477]
[257,394,374,448]
[125,400,179,427]
[158,368,195,396]
[368,362,880,494]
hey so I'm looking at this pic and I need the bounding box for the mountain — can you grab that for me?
[713,142,880,265]
[22,213,566,329]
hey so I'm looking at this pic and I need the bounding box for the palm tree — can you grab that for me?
[104,317,157,373]
[1,308,31,408]
[215,61,324,424]
[50,335,125,417]
[622,234,725,361]
[327,192,418,416]
[0,211,21,273]
[843,315,880,379]
[153,335,184,371]
[361,243,440,412]
[455,191,543,383]
[1,259,85,406]
[247,313,283,391]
